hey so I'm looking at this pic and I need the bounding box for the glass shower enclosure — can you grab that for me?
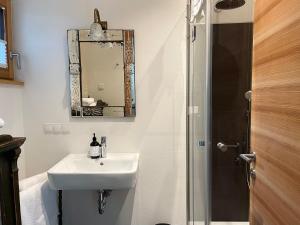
[187,1,254,225]
[187,0,212,225]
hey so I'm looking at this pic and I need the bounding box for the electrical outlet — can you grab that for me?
[61,124,70,134]
[43,123,70,135]
[97,83,104,91]
[43,124,53,134]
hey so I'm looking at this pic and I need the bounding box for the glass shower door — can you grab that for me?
[187,1,212,225]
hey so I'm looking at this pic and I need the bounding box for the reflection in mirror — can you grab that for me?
[80,42,125,108]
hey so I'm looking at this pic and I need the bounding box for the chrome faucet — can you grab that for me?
[100,136,107,158]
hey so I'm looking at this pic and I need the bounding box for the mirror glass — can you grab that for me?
[80,42,125,108]
[68,29,136,117]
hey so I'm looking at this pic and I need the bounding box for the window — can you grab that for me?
[0,0,15,82]
[0,7,8,69]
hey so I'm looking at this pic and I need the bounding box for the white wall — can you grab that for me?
[12,0,187,225]
[0,85,26,179]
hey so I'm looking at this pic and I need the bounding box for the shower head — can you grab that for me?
[215,0,246,10]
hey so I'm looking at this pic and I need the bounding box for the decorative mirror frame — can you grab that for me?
[68,29,136,117]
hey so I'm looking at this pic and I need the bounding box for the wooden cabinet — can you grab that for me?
[0,135,25,225]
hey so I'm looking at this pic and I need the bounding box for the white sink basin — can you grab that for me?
[47,153,139,190]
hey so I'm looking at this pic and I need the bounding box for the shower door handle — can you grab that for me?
[217,142,240,152]
[240,153,256,180]
[239,153,256,164]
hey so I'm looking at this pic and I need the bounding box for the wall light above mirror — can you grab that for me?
[68,9,136,118]
[89,8,107,41]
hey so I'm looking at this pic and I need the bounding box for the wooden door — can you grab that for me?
[250,0,300,224]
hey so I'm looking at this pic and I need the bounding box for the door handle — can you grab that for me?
[217,142,240,152]
[239,153,256,164]
[240,153,257,180]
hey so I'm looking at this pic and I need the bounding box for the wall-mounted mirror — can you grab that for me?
[68,29,136,117]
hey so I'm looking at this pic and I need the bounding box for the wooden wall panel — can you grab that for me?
[251,0,300,225]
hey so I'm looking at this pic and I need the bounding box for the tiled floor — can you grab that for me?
[211,222,249,225]
[190,222,249,225]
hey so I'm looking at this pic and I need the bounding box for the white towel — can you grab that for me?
[191,0,204,22]
[89,102,97,107]
[0,118,4,128]
[82,97,95,104]
[82,102,97,106]
[20,174,58,225]
[19,173,47,192]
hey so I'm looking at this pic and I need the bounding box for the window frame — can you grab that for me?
[0,0,13,80]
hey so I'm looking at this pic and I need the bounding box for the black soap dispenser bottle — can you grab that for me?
[89,133,100,159]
